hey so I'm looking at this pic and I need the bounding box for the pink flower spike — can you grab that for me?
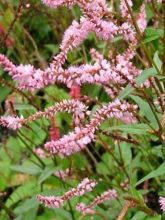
[37,178,97,208]
[0,54,18,76]
[137,4,147,33]
[0,100,88,130]
[159,197,165,211]
[41,0,76,9]
[0,115,23,130]
[45,99,137,157]
[76,189,117,214]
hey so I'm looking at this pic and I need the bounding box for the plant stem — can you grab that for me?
[0,200,16,219]
[17,131,45,168]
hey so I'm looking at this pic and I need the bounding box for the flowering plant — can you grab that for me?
[0,0,164,219]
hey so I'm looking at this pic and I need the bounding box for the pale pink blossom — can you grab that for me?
[42,0,108,20]
[45,99,137,157]
[0,115,23,130]
[37,178,97,208]
[76,189,117,214]
[53,18,94,68]
[42,0,76,9]
[0,50,149,93]
[0,54,17,76]
[120,0,132,19]
[159,197,165,211]
[33,148,47,159]
[137,4,147,33]
[0,100,88,129]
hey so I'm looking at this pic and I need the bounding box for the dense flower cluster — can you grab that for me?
[0,0,151,215]
[76,189,117,214]
[37,178,97,208]
[0,115,23,130]
[159,197,165,211]
[0,100,88,129]
[45,99,137,157]
[0,0,147,92]
[0,51,148,93]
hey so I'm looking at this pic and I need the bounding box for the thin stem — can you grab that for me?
[61,181,76,220]
[117,141,130,181]
[102,131,139,145]
[2,0,24,47]
[117,200,134,220]
[17,131,45,168]
[124,0,164,93]
[0,200,16,219]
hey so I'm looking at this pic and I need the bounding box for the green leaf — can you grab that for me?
[119,68,157,99]
[38,164,60,185]
[153,51,162,72]
[115,142,132,166]
[132,212,161,220]
[11,164,42,175]
[135,68,157,85]
[6,182,39,207]
[13,103,36,111]
[136,162,165,186]
[44,44,59,54]
[0,86,11,102]
[102,123,149,135]
[130,95,158,126]
[14,197,38,215]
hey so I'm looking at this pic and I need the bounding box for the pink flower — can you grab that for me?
[137,4,147,33]
[37,178,97,208]
[45,99,137,157]
[76,189,117,214]
[0,54,18,76]
[0,100,88,129]
[120,0,133,19]
[159,197,165,211]
[41,0,76,9]
[33,148,47,158]
[0,115,23,130]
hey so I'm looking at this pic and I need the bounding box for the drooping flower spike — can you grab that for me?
[159,197,165,212]
[45,99,137,157]
[0,50,149,92]
[0,100,88,130]
[76,189,117,214]
[0,0,147,92]
[37,178,97,208]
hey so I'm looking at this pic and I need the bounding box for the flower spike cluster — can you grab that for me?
[0,100,88,130]
[0,0,147,92]
[0,116,23,130]
[0,0,152,216]
[45,99,137,157]
[37,178,97,208]
[76,189,117,214]
[159,197,165,211]
[0,50,149,93]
